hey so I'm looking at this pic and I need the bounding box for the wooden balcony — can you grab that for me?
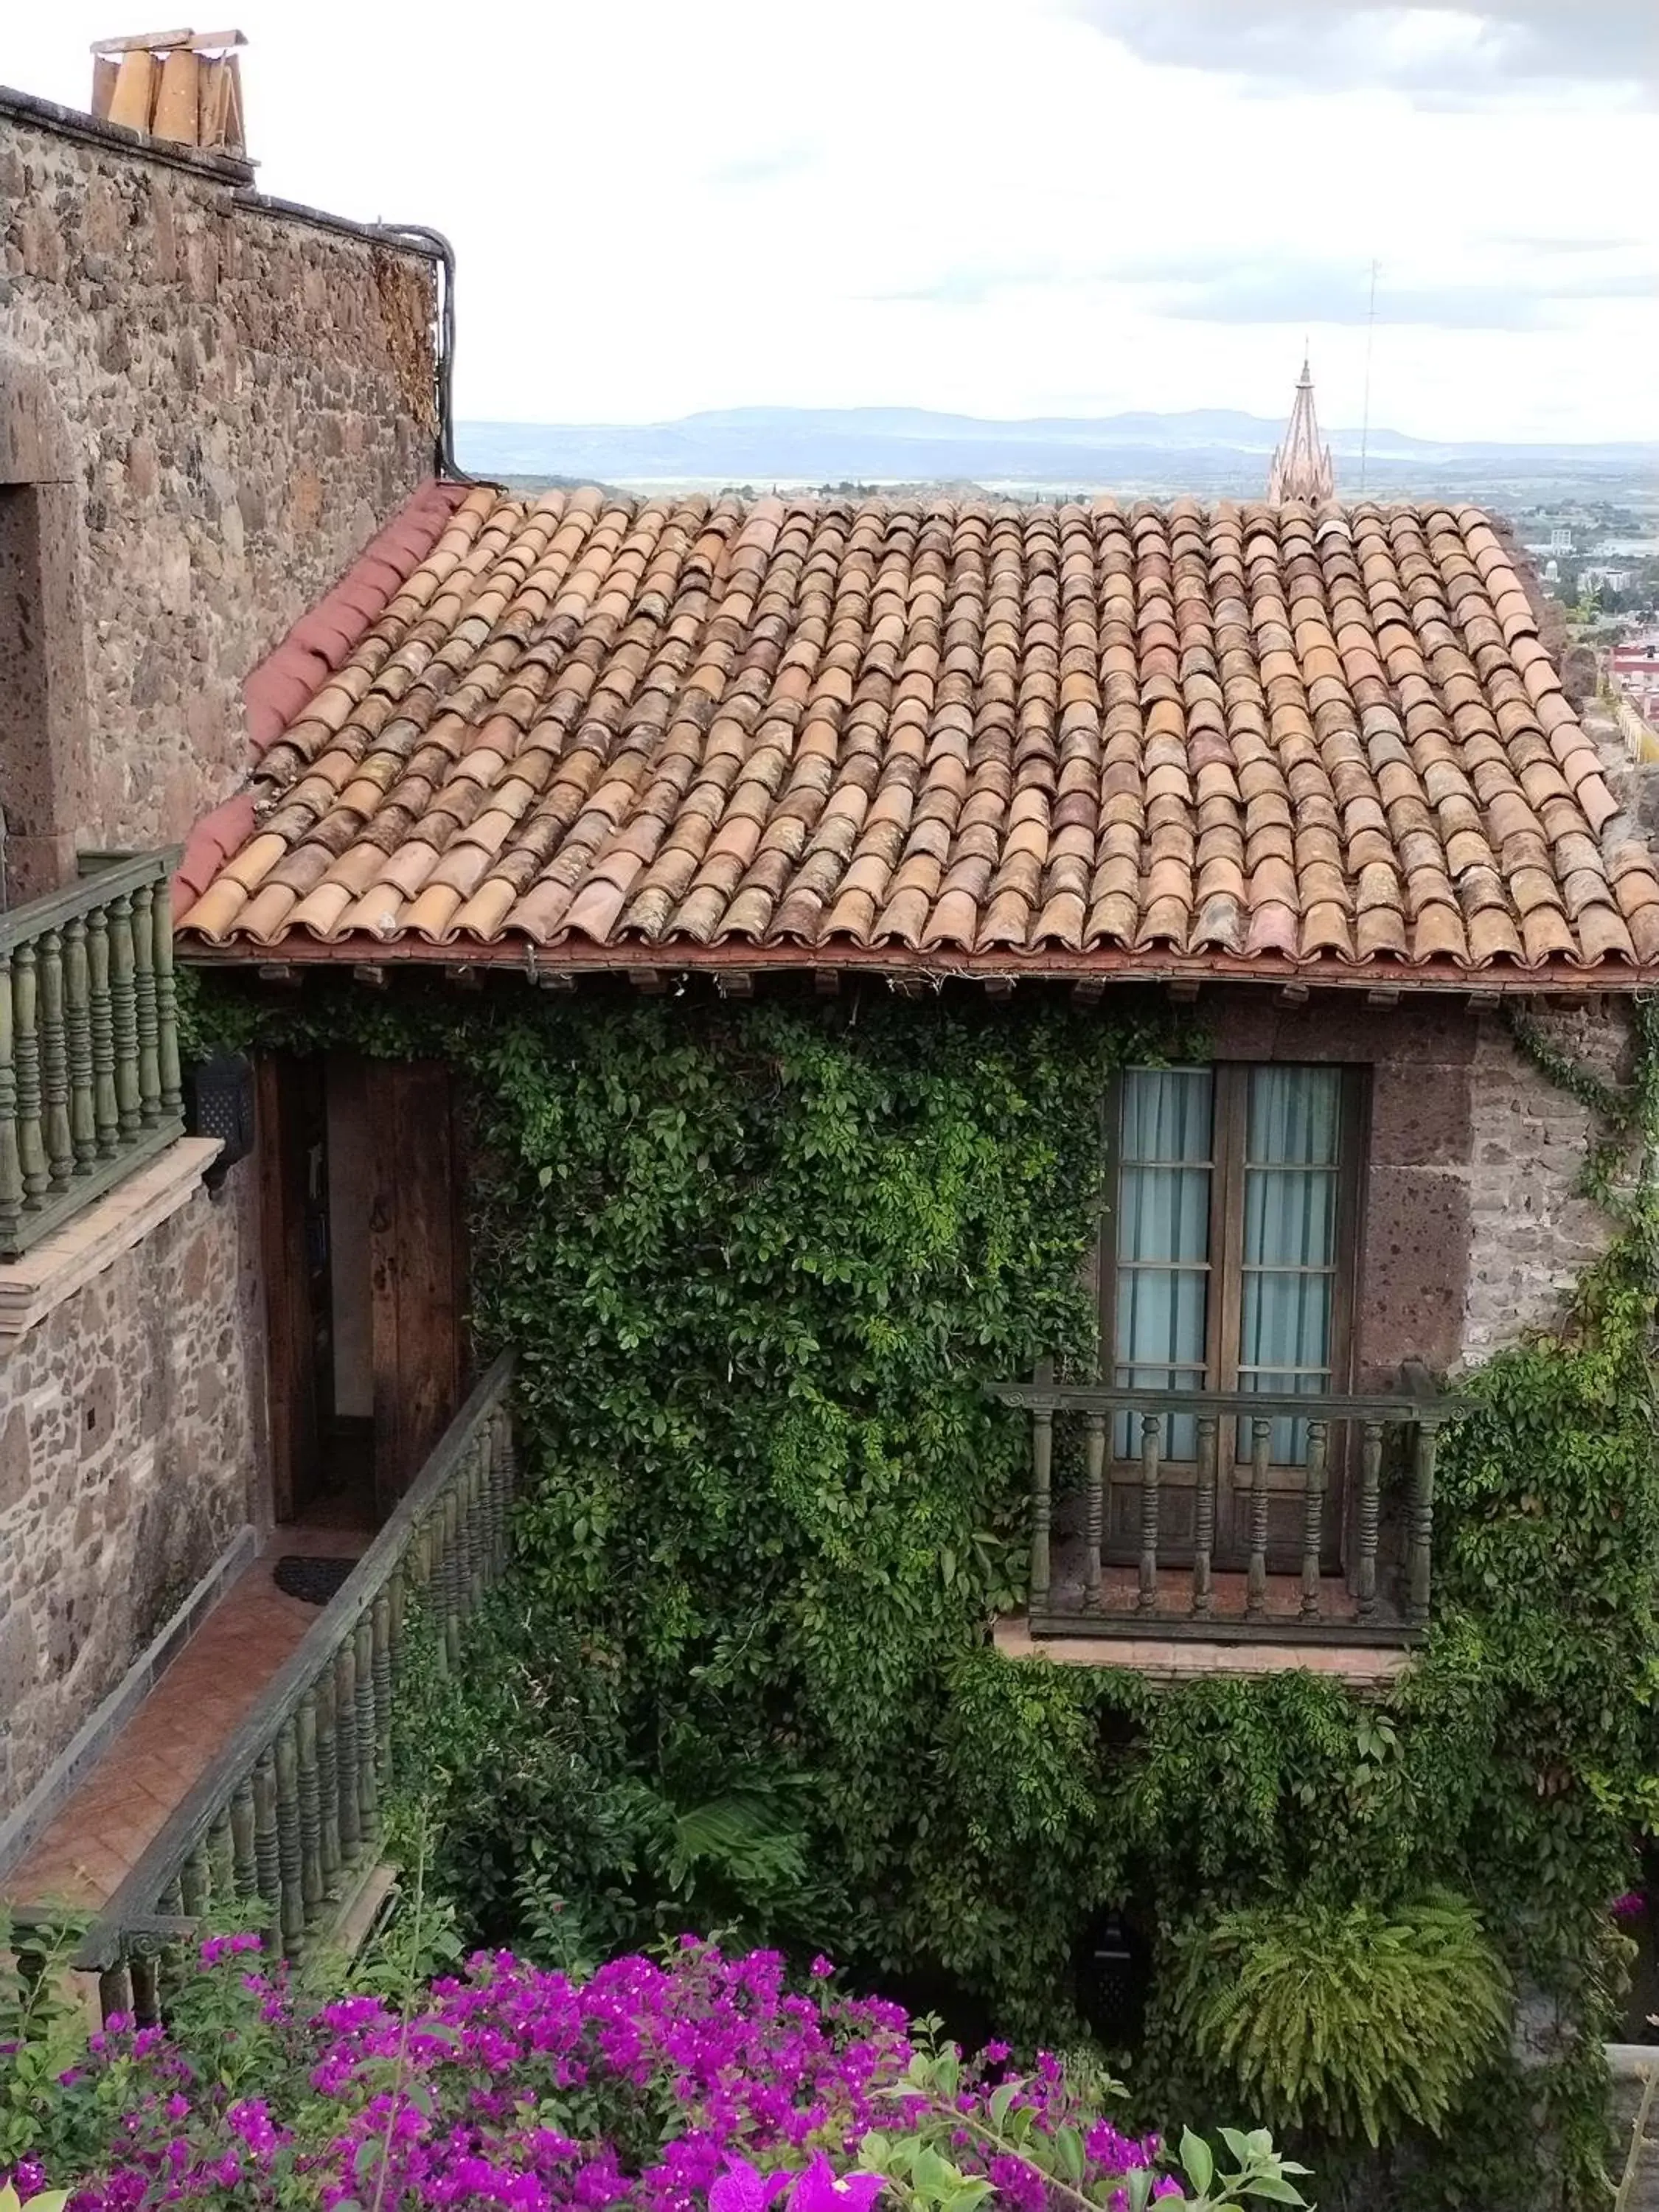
[991,1363,1464,1649]
[7,1356,518,2023]
[0,851,183,1259]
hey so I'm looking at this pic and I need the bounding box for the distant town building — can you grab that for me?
[1582,566,1633,597]
[1610,637,1659,726]
[1266,354,1335,504]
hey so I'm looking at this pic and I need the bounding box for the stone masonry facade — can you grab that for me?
[0,1174,263,1815]
[1463,1000,1630,1363]
[0,87,439,891]
[0,87,441,1825]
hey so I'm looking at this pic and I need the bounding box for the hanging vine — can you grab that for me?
[183,968,1659,2209]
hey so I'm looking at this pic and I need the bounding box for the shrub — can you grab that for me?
[1,1933,1306,2211]
[1168,1891,1511,2147]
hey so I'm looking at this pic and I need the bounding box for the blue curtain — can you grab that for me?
[1113,1068,1212,1458]
[1238,1066,1340,1461]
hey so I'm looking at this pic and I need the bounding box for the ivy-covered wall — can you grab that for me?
[186,971,1659,2211]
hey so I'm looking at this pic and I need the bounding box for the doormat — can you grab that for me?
[272,1556,358,1606]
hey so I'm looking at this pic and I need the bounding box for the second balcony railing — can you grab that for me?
[0,850,184,1259]
[991,1363,1464,1644]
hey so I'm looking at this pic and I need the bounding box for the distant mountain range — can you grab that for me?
[457,407,1659,501]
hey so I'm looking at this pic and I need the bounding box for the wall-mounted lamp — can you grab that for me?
[184,1049,255,1192]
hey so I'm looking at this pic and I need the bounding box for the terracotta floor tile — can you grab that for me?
[4,1526,364,1910]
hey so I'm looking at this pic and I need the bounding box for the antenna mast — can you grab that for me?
[1358,258,1379,494]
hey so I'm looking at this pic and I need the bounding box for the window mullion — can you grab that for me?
[1210,1066,1246,1394]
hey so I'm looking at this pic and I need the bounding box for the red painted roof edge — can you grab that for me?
[243,476,473,758]
[173,477,471,920]
[173,794,257,922]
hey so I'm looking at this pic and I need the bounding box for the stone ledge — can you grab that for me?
[0,1138,221,1344]
[992,1615,1411,1690]
[0,1522,256,1877]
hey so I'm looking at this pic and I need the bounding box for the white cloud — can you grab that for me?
[4,0,1654,441]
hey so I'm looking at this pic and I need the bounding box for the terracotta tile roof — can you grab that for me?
[178,485,1659,977]
[173,477,473,921]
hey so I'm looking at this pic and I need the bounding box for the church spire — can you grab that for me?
[1267,349,1336,504]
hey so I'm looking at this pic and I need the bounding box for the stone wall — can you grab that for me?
[0,88,439,890]
[0,1167,265,1817]
[1462,1001,1629,1364]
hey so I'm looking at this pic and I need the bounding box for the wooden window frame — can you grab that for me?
[1099,1062,1368,1415]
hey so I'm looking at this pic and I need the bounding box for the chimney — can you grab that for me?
[90,28,248,156]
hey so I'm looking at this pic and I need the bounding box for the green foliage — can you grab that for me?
[1169,1891,1509,2147]
[0,1913,91,2174]
[867,2034,1312,2211]
[186,970,1659,2208]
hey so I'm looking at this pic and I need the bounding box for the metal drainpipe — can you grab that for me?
[368,223,471,483]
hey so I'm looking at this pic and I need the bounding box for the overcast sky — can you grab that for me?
[6,1,1655,441]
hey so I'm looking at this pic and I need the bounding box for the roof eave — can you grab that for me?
[176,935,1657,996]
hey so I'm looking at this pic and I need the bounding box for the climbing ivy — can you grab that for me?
[183,968,1659,2208]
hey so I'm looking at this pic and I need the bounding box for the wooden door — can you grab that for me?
[257,1054,327,1524]
[364,1058,465,1512]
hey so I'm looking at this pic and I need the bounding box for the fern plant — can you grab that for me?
[1168,1891,1510,2148]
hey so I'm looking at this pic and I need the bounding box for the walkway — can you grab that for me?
[5,1526,369,1912]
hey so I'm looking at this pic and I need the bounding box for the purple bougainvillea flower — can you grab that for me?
[1613,1891,1646,1919]
[711,2157,796,2212]
[791,2150,888,2212]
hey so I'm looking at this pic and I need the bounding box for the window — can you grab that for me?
[1103,1063,1364,1557]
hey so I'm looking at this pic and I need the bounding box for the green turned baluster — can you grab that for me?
[230,1776,258,1900]
[1300,1420,1329,1622]
[153,872,181,1119]
[465,1447,485,1612]
[274,1719,305,1963]
[476,1425,498,1579]
[0,958,23,1254]
[156,1879,185,2008]
[1192,1415,1218,1619]
[13,941,48,1206]
[496,1415,519,1568]
[316,1669,341,1892]
[108,893,141,1144]
[1408,1419,1440,1627]
[1082,1411,1105,1612]
[1029,1361,1054,1618]
[1245,1416,1273,1621]
[132,882,161,1128]
[372,1592,392,1779]
[1356,1421,1384,1622]
[88,903,119,1158]
[297,1691,324,1926]
[251,1747,281,1943]
[98,1957,133,2026]
[490,1416,513,1574]
[181,1844,210,1920]
[209,1806,234,1903]
[335,1640,362,1866]
[1137,1411,1163,1615]
[129,1950,161,2029]
[387,1562,407,1696]
[441,1486,462,1668]
[63,916,97,1174]
[354,1615,379,1843]
[38,928,72,1190]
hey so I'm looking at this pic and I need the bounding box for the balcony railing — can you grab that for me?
[0,850,183,1259]
[991,1363,1466,1646]
[9,1355,518,2023]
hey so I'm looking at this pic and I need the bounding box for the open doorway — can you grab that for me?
[258,1051,467,1532]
